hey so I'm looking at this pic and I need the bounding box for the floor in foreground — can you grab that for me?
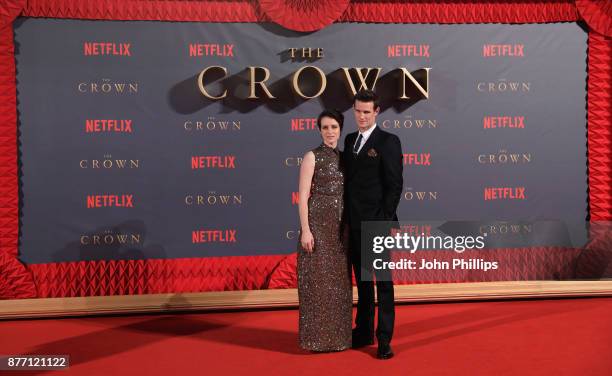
[0,297,611,376]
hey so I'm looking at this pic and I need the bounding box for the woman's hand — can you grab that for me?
[301,230,315,253]
[297,151,315,253]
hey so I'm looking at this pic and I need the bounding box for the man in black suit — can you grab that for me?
[343,90,403,360]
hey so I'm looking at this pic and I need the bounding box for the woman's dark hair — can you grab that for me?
[317,108,344,131]
[354,89,379,110]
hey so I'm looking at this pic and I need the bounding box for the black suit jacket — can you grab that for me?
[343,126,403,231]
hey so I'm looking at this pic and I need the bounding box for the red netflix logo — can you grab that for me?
[191,156,236,169]
[84,42,131,56]
[192,229,237,243]
[292,192,299,205]
[388,44,430,58]
[86,194,134,208]
[391,225,432,237]
[85,119,133,133]
[483,116,525,129]
[403,153,431,166]
[189,44,234,57]
[484,187,526,200]
[483,44,524,57]
[291,118,317,132]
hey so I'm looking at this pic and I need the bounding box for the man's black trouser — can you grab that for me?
[350,229,395,344]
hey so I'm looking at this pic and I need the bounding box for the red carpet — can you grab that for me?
[1,298,611,375]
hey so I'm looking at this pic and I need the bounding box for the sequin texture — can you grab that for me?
[298,143,352,352]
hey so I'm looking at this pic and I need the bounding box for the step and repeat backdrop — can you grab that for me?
[15,20,587,265]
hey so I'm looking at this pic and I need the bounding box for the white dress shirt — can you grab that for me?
[354,123,377,154]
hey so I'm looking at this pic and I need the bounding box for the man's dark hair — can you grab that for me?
[317,108,344,131]
[353,89,379,110]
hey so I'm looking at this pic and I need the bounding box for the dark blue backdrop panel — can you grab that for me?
[14,20,587,263]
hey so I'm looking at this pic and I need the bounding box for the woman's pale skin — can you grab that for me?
[298,116,341,253]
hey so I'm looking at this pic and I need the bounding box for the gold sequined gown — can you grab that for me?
[298,143,352,352]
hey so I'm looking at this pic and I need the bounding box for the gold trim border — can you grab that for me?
[1,281,611,320]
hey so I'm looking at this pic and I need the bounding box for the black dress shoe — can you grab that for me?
[377,343,394,360]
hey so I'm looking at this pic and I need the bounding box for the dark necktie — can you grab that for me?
[353,134,363,155]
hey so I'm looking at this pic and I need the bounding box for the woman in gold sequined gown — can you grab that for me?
[297,109,352,352]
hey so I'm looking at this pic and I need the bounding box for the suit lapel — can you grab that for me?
[345,132,359,177]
